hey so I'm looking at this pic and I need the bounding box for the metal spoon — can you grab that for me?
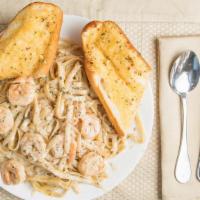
[170,50,200,183]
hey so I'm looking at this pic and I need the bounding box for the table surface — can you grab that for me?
[1,0,200,24]
[0,1,200,200]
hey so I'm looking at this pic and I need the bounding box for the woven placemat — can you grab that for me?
[1,22,200,200]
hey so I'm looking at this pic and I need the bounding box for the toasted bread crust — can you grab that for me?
[31,2,63,77]
[0,2,63,79]
[82,21,152,137]
[84,64,126,136]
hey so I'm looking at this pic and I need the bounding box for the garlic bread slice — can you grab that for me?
[82,21,152,137]
[0,2,63,79]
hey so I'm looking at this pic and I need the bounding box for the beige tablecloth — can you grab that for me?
[1,1,200,200]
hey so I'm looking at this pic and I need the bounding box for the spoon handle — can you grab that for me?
[175,95,191,183]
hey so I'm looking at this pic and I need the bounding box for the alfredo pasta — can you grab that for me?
[0,40,144,197]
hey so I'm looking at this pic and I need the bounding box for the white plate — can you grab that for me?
[0,15,154,200]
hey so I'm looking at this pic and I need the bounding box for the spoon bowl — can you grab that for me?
[170,51,200,96]
[170,50,200,183]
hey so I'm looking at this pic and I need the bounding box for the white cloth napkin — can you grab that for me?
[158,36,200,200]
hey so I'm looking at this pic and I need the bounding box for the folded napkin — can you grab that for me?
[158,36,200,200]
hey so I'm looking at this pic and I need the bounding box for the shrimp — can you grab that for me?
[47,135,64,158]
[0,159,26,185]
[78,152,105,176]
[7,77,36,106]
[20,133,46,162]
[80,114,101,139]
[68,141,77,165]
[0,106,14,135]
